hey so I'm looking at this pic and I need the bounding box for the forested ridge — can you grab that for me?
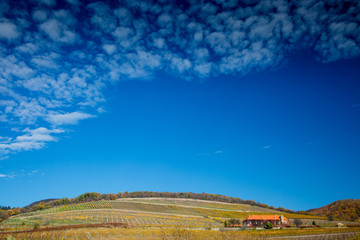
[307,199,360,221]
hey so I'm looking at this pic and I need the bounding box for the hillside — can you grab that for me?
[3,198,326,231]
[23,199,59,209]
[307,199,360,221]
[2,195,360,239]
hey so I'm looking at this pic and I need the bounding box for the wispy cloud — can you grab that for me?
[0,172,15,179]
[0,127,63,155]
[0,0,359,158]
[0,170,40,179]
[46,112,96,125]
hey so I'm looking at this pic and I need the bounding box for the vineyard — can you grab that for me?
[30,199,326,220]
[2,198,332,230]
[1,198,359,239]
[5,209,221,229]
[125,198,278,212]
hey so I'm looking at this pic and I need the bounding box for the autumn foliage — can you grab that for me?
[307,199,360,222]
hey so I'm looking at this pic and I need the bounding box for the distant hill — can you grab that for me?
[23,198,59,209]
[307,199,360,221]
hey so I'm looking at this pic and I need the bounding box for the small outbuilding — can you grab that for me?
[242,215,290,228]
[336,223,344,227]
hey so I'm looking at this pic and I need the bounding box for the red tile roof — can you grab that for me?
[245,215,288,221]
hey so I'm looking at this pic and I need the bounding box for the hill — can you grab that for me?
[307,199,360,221]
[1,193,360,239]
[4,197,326,231]
[23,198,59,209]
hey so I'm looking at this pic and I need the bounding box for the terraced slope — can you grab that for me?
[122,198,279,212]
[1,198,329,232]
[27,198,323,220]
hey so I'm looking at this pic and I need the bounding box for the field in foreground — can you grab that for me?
[1,198,360,239]
[1,226,360,240]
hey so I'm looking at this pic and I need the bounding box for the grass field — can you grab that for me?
[1,226,360,240]
[1,198,359,239]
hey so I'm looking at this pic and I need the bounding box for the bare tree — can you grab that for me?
[293,218,303,228]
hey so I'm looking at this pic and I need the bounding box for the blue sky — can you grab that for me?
[0,0,360,210]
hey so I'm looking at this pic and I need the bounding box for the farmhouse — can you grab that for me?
[242,215,290,228]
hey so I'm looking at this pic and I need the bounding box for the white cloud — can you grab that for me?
[13,99,47,124]
[157,13,172,27]
[66,0,78,5]
[0,21,20,41]
[153,38,165,49]
[54,9,76,26]
[113,27,133,41]
[31,52,59,69]
[103,44,116,55]
[0,0,359,159]
[40,18,77,43]
[114,7,132,27]
[0,127,63,153]
[0,55,34,79]
[170,56,191,74]
[0,170,39,179]
[16,43,39,54]
[16,127,63,142]
[33,10,48,22]
[206,32,231,55]
[194,62,212,77]
[46,112,95,125]
[38,0,56,6]
[21,75,51,93]
[87,2,117,33]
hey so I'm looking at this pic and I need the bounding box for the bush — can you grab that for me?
[264,222,273,229]
[205,223,212,230]
[228,219,241,226]
[33,222,41,230]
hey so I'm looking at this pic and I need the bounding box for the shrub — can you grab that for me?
[33,222,41,230]
[264,222,273,229]
[228,218,241,226]
[205,223,212,230]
